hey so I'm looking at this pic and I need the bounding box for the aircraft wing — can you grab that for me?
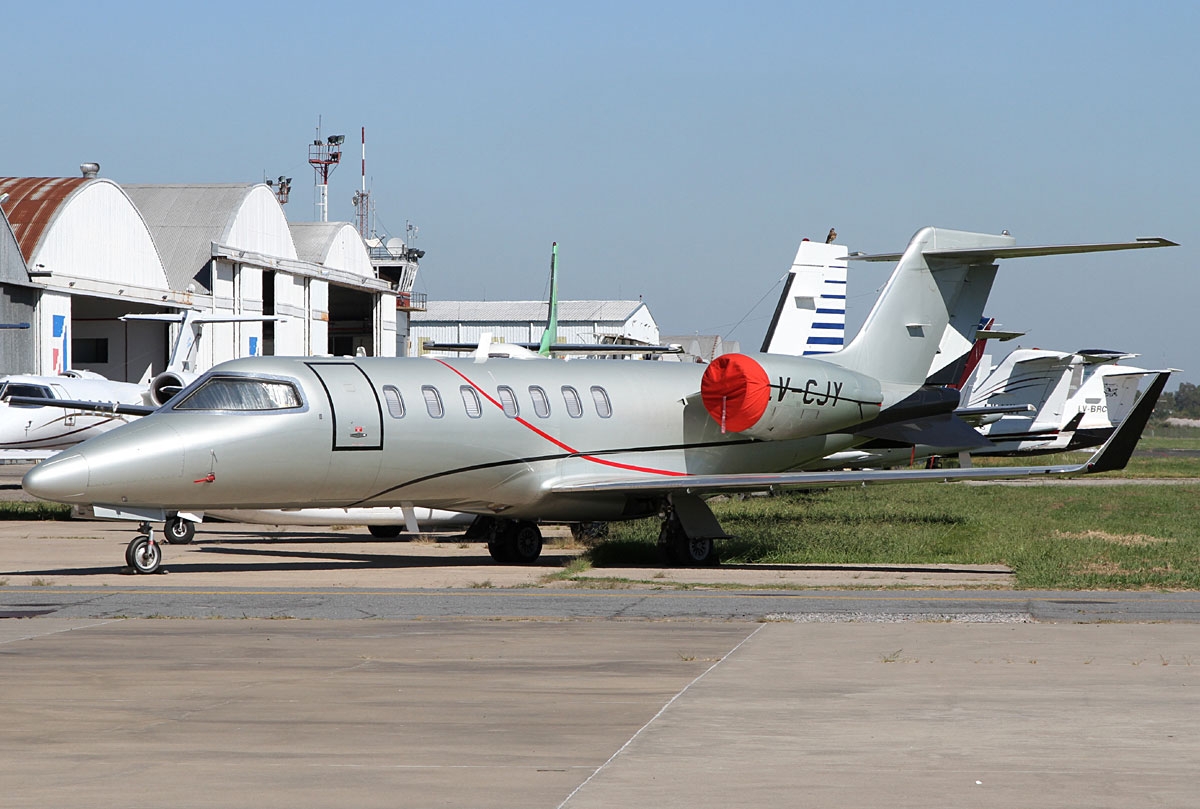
[5,396,157,417]
[849,237,1178,263]
[550,371,1167,497]
[424,342,684,354]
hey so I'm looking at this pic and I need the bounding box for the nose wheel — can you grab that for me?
[125,522,163,574]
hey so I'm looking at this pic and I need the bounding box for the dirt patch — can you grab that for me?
[1053,529,1172,547]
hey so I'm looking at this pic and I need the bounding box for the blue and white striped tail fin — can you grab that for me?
[760,239,848,356]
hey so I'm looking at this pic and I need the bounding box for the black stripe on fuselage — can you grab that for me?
[348,437,760,506]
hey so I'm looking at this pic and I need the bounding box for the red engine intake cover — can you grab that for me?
[700,353,771,433]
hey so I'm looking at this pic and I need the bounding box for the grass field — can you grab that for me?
[596,483,1200,590]
[593,430,1200,590]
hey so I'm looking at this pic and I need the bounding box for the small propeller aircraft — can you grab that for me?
[22,227,1176,573]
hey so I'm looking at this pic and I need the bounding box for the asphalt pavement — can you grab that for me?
[2,491,1199,807]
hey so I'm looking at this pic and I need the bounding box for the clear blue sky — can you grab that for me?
[6,1,1197,384]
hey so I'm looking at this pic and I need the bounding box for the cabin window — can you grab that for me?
[0,383,53,405]
[382,385,405,418]
[590,386,613,418]
[497,385,519,418]
[562,385,583,418]
[529,385,550,418]
[460,385,482,418]
[422,385,444,418]
[174,376,302,411]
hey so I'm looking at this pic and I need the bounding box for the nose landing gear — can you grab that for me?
[125,522,163,575]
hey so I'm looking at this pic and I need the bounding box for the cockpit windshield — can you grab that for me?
[0,383,53,406]
[173,376,302,412]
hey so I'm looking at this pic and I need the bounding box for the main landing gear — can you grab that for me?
[125,522,163,575]
[656,494,729,567]
[486,520,544,564]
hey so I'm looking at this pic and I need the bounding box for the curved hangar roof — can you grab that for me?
[289,221,376,278]
[0,177,171,298]
[123,183,299,292]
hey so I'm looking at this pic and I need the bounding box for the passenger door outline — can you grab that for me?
[305,361,384,451]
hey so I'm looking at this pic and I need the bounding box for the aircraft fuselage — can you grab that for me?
[24,354,882,521]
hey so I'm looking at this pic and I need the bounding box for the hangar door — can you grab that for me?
[306,361,383,451]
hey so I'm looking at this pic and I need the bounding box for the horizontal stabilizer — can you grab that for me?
[849,236,1177,263]
[955,403,1035,424]
[976,328,1024,342]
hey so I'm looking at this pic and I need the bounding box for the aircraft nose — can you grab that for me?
[23,451,90,503]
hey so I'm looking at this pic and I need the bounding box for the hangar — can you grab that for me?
[410,299,659,354]
[0,168,416,381]
[0,203,36,368]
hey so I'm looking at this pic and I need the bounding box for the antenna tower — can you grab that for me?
[352,126,371,238]
[308,117,344,222]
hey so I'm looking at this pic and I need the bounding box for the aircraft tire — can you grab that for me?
[657,521,681,566]
[487,538,513,563]
[127,536,162,575]
[164,517,196,545]
[674,536,718,566]
[368,525,403,539]
[509,522,543,564]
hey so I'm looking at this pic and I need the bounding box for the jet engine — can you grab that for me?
[699,353,882,441]
[149,370,197,406]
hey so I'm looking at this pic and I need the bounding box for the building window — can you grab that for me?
[497,385,519,418]
[562,385,583,418]
[422,385,444,418]
[382,385,405,418]
[590,386,612,418]
[461,385,482,418]
[529,385,550,418]
[72,337,109,364]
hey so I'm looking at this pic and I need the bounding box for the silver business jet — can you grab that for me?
[23,227,1176,573]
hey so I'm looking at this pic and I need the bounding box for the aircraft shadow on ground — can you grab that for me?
[7,544,568,577]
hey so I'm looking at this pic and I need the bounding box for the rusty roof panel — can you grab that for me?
[0,177,90,263]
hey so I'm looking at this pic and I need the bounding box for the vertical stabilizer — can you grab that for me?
[760,240,848,356]
[825,227,1013,405]
[537,243,559,357]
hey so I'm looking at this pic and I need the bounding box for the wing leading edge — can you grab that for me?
[549,371,1168,497]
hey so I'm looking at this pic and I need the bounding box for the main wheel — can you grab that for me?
[673,536,718,566]
[509,523,543,564]
[127,536,162,574]
[657,521,681,566]
[487,538,512,563]
[164,516,196,545]
[368,525,403,539]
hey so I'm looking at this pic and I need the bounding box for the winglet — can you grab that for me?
[1082,370,1170,474]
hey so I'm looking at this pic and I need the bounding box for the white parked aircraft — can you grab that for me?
[0,310,276,451]
[22,227,1175,573]
[0,370,147,451]
[964,348,1158,455]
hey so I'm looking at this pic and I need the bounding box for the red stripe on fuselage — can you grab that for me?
[432,359,689,477]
